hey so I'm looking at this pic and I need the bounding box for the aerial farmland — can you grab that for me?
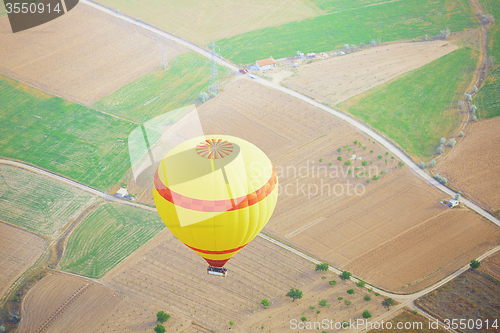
[0,0,499,332]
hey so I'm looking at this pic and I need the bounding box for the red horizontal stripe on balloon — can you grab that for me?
[154,166,277,213]
[186,243,247,255]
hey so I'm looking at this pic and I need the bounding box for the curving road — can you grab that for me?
[81,0,500,229]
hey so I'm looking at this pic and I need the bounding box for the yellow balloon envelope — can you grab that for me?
[153,135,278,268]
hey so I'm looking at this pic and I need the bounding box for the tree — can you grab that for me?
[464,93,472,101]
[329,280,337,286]
[436,145,444,154]
[429,160,436,168]
[347,289,355,294]
[420,162,426,169]
[471,104,477,112]
[459,131,464,137]
[362,310,372,318]
[337,156,342,161]
[473,115,477,121]
[364,295,371,301]
[440,137,447,145]
[315,263,329,271]
[209,91,217,98]
[337,148,342,153]
[449,138,456,147]
[440,177,447,184]
[344,44,350,49]
[319,299,327,306]
[382,298,395,310]
[199,91,208,103]
[286,288,303,301]
[487,56,495,68]
[362,161,367,166]
[0,326,4,332]
[157,311,170,323]
[455,191,461,200]
[339,271,351,280]
[154,324,166,333]
[470,260,481,269]
[440,27,451,39]
[301,316,307,322]
[356,280,366,288]
[473,85,478,94]
[229,321,235,326]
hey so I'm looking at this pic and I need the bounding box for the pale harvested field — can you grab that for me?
[0,165,94,237]
[434,117,500,213]
[93,0,323,46]
[0,222,46,301]
[21,228,389,332]
[130,79,500,293]
[282,41,458,105]
[0,3,186,105]
[18,272,123,333]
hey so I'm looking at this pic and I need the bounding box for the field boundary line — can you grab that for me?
[284,217,326,238]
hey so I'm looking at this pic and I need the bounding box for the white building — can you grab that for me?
[115,188,128,198]
[448,199,459,208]
[255,57,277,71]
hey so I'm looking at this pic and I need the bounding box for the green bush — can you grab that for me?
[361,161,367,166]
[366,179,371,183]
[470,260,480,269]
[309,305,315,310]
[338,296,343,300]
[319,158,323,162]
[154,324,166,333]
[347,289,355,294]
[261,298,270,307]
[356,280,366,288]
[157,311,170,323]
[339,271,351,280]
[301,316,307,322]
[362,310,372,319]
[344,300,352,306]
[364,295,371,301]
[377,155,383,159]
[337,148,342,153]
[370,150,374,153]
[338,156,342,161]
[329,280,337,286]
[229,321,235,326]
[372,175,379,180]
[344,160,351,166]
[315,263,329,271]
[319,299,327,306]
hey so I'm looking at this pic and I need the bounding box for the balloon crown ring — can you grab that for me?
[195,139,234,159]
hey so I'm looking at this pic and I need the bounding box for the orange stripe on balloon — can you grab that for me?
[185,243,248,255]
[154,166,277,213]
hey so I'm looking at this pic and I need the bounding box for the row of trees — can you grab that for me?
[153,311,170,333]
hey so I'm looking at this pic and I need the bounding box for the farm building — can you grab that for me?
[448,199,460,208]
[256,57,277,71]
[115,188,128,198]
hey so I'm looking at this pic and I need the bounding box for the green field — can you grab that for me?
[60,202,164,278]
[480,0,500,60]
[476,67,500,118]
[216,0,476,64]
[311,0,394,13]
[475,0,500,119]
[0,74,136,192]
[338,47,478,159]
[94,53,228,124]
[0,165,93,236]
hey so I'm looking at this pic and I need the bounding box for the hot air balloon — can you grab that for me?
[153,135,278,276]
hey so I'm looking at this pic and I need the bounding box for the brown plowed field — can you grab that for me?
[282,41,458,105]
[131,79,500,293]
[18,272,123,333]
[0,222,46,300]
[0,3,187,105]
[21,229,389,332]
[480,251,500,280]
[434,116,500,213]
